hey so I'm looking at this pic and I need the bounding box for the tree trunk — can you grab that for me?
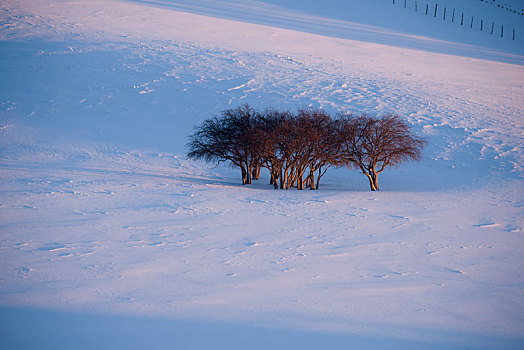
[366,172,379,191]
[271,170,279,189]
[241,167,247,185]
[296,170,304,190]
[285,168,295,190]
[252,165,261,180]
[304,173,311,188]
[309,170,317,190]
[315,167,322,190]
[245,167,252,185]
[289,167,297,189]
[242,163,253,185]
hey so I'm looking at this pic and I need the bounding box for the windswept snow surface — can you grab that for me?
[1,0,524,348]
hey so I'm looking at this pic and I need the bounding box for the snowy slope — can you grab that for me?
[1,0,523,349]
[126,0,524,62]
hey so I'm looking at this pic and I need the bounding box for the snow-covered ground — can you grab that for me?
[1,0,523,348]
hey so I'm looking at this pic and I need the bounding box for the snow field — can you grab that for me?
[0,0,524,348]
[1,152,522,342]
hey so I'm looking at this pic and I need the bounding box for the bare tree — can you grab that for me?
[269,112,301,190]
[338,114,426,191]
[256,109,291,189]
[187,104,262,185]
[188,106,425,191]
[296,109,337,190]
[259,109,336,190]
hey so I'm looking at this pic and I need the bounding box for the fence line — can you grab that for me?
[390,0,517,41]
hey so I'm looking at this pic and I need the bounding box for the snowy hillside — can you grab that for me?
[1,0,523,349]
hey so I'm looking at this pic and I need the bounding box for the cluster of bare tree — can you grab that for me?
[187,105,426,191]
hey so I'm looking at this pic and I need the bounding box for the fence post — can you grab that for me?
[470,16,474,28]
[481,19,483,31]
[434,4,438,17]
[452,9,455,23]
[513,28,515,40]
[426,4,428,15]
[491,21,494,34]
[501,25,504,38]
[443,7,446,20]
[461,13,464,25]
